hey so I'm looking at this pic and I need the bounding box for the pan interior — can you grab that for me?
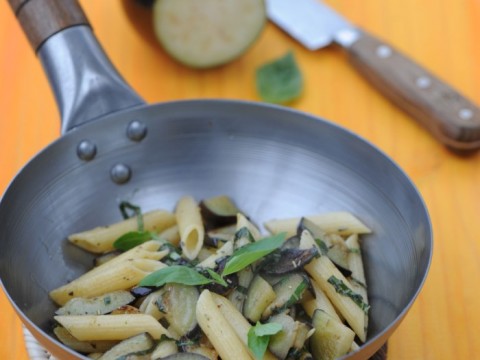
[0,100,431,356]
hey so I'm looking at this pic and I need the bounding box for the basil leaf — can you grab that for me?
[327,275,370,314]
[247,322,282,360]
[256,51,303,104]
[113,231,154,251]
[139,265,213,287]
[222,233,286,276]
[206,268,228,287]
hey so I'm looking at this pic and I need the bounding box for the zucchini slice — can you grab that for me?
[267,313,298,359]
[262,272,309,319]
[157,283,199,337]
[153,0,266,68]
[243,274,276,322]
[55,290,135,316]
[98,332,156,360]
[150,339,178,360]
[309,309,355,360]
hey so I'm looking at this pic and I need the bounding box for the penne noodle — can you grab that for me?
[175,196,205,260]
[264,211,372,238]
[55,314,171,341]
[301,278,342,323]
[50,259,166,305]
[299,230,367,342]
[196,290,253,360]
[197,240,234,269]
[68,210,176,253]
[211,293,277,360]
[157,225,180,246]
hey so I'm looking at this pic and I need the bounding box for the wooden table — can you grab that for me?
[1,0,479,359]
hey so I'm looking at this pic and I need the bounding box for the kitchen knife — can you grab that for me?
[266,0,480,151]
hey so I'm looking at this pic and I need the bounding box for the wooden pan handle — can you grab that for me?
[346,30,480,151]
[8,0,89,51]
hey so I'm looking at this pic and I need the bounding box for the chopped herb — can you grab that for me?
[222,233,286,276]
[314,238,329,256]
[247,322,283,360]
[119,201,144,231]
[327,275,370,314]
[256,51,303,104]
[234,227,255,243]
[103,296,111,306]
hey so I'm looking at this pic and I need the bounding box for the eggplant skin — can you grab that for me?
[261,247,318,275]
[199,195,241,230]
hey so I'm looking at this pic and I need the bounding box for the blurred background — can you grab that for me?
[0,0,479,359]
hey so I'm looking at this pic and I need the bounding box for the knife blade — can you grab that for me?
[266,0,480,151]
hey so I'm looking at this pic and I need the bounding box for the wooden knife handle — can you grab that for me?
[8,0,89,51]
[346,30,480,150]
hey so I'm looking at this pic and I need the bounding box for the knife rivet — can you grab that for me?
[127,120,148,142]
[459,108,474,121]
[416,76,431,89]
[376,45,392,59]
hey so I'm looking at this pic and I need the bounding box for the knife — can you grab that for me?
[266,0,480,151]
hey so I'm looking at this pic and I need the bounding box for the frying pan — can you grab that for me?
[0,1,432,359]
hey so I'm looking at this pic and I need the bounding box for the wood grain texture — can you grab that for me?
[1,0,480,359]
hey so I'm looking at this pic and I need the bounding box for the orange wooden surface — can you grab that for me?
[1,0,480,359]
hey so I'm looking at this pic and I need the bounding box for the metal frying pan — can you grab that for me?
[0,1,432,359]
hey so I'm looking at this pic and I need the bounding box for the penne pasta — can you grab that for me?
[175,196,205,260]
[54,314,171,341]
[211,293,277,360]
[157,225,181,246]
[196,290,253,360]
[299,230,367,341]
[68,210,176,253]
[264,211,372,238]
[50,259,166,305]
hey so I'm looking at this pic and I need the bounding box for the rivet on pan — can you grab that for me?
[376,45,392,59]
[459,108,474,121]
[127,120,148,141]
[76,140,97,161]
[110,163,132,184]
[416,76,431,89]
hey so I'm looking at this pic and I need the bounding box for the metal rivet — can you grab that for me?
[416,76,431,89]
[110,163,132,184]
[127,120,148,142]
[76,140,97,161]
[459,108,474,120]
[376,45,392,59]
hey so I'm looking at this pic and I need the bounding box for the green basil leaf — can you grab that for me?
[222,233,286,276]
[206,268,228,287]
[113,231,154,251]
[139,265,213,287]
[247,322,282,360]
[256,51,303,104]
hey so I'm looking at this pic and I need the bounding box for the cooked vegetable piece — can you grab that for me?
[150,339,178,359]
[243,274,276,322]
[97,332,156,360]
[309,309,355,360]
[55,290,135,316]
[261,247,318,275]
[130,286,154,298]
[153,0,266,69]
[53,326,118,353]
[227,266,254,312]
[267,313,298,359]
[200,195,241,229]
[262,273,309,319]
[157,283,199,337]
